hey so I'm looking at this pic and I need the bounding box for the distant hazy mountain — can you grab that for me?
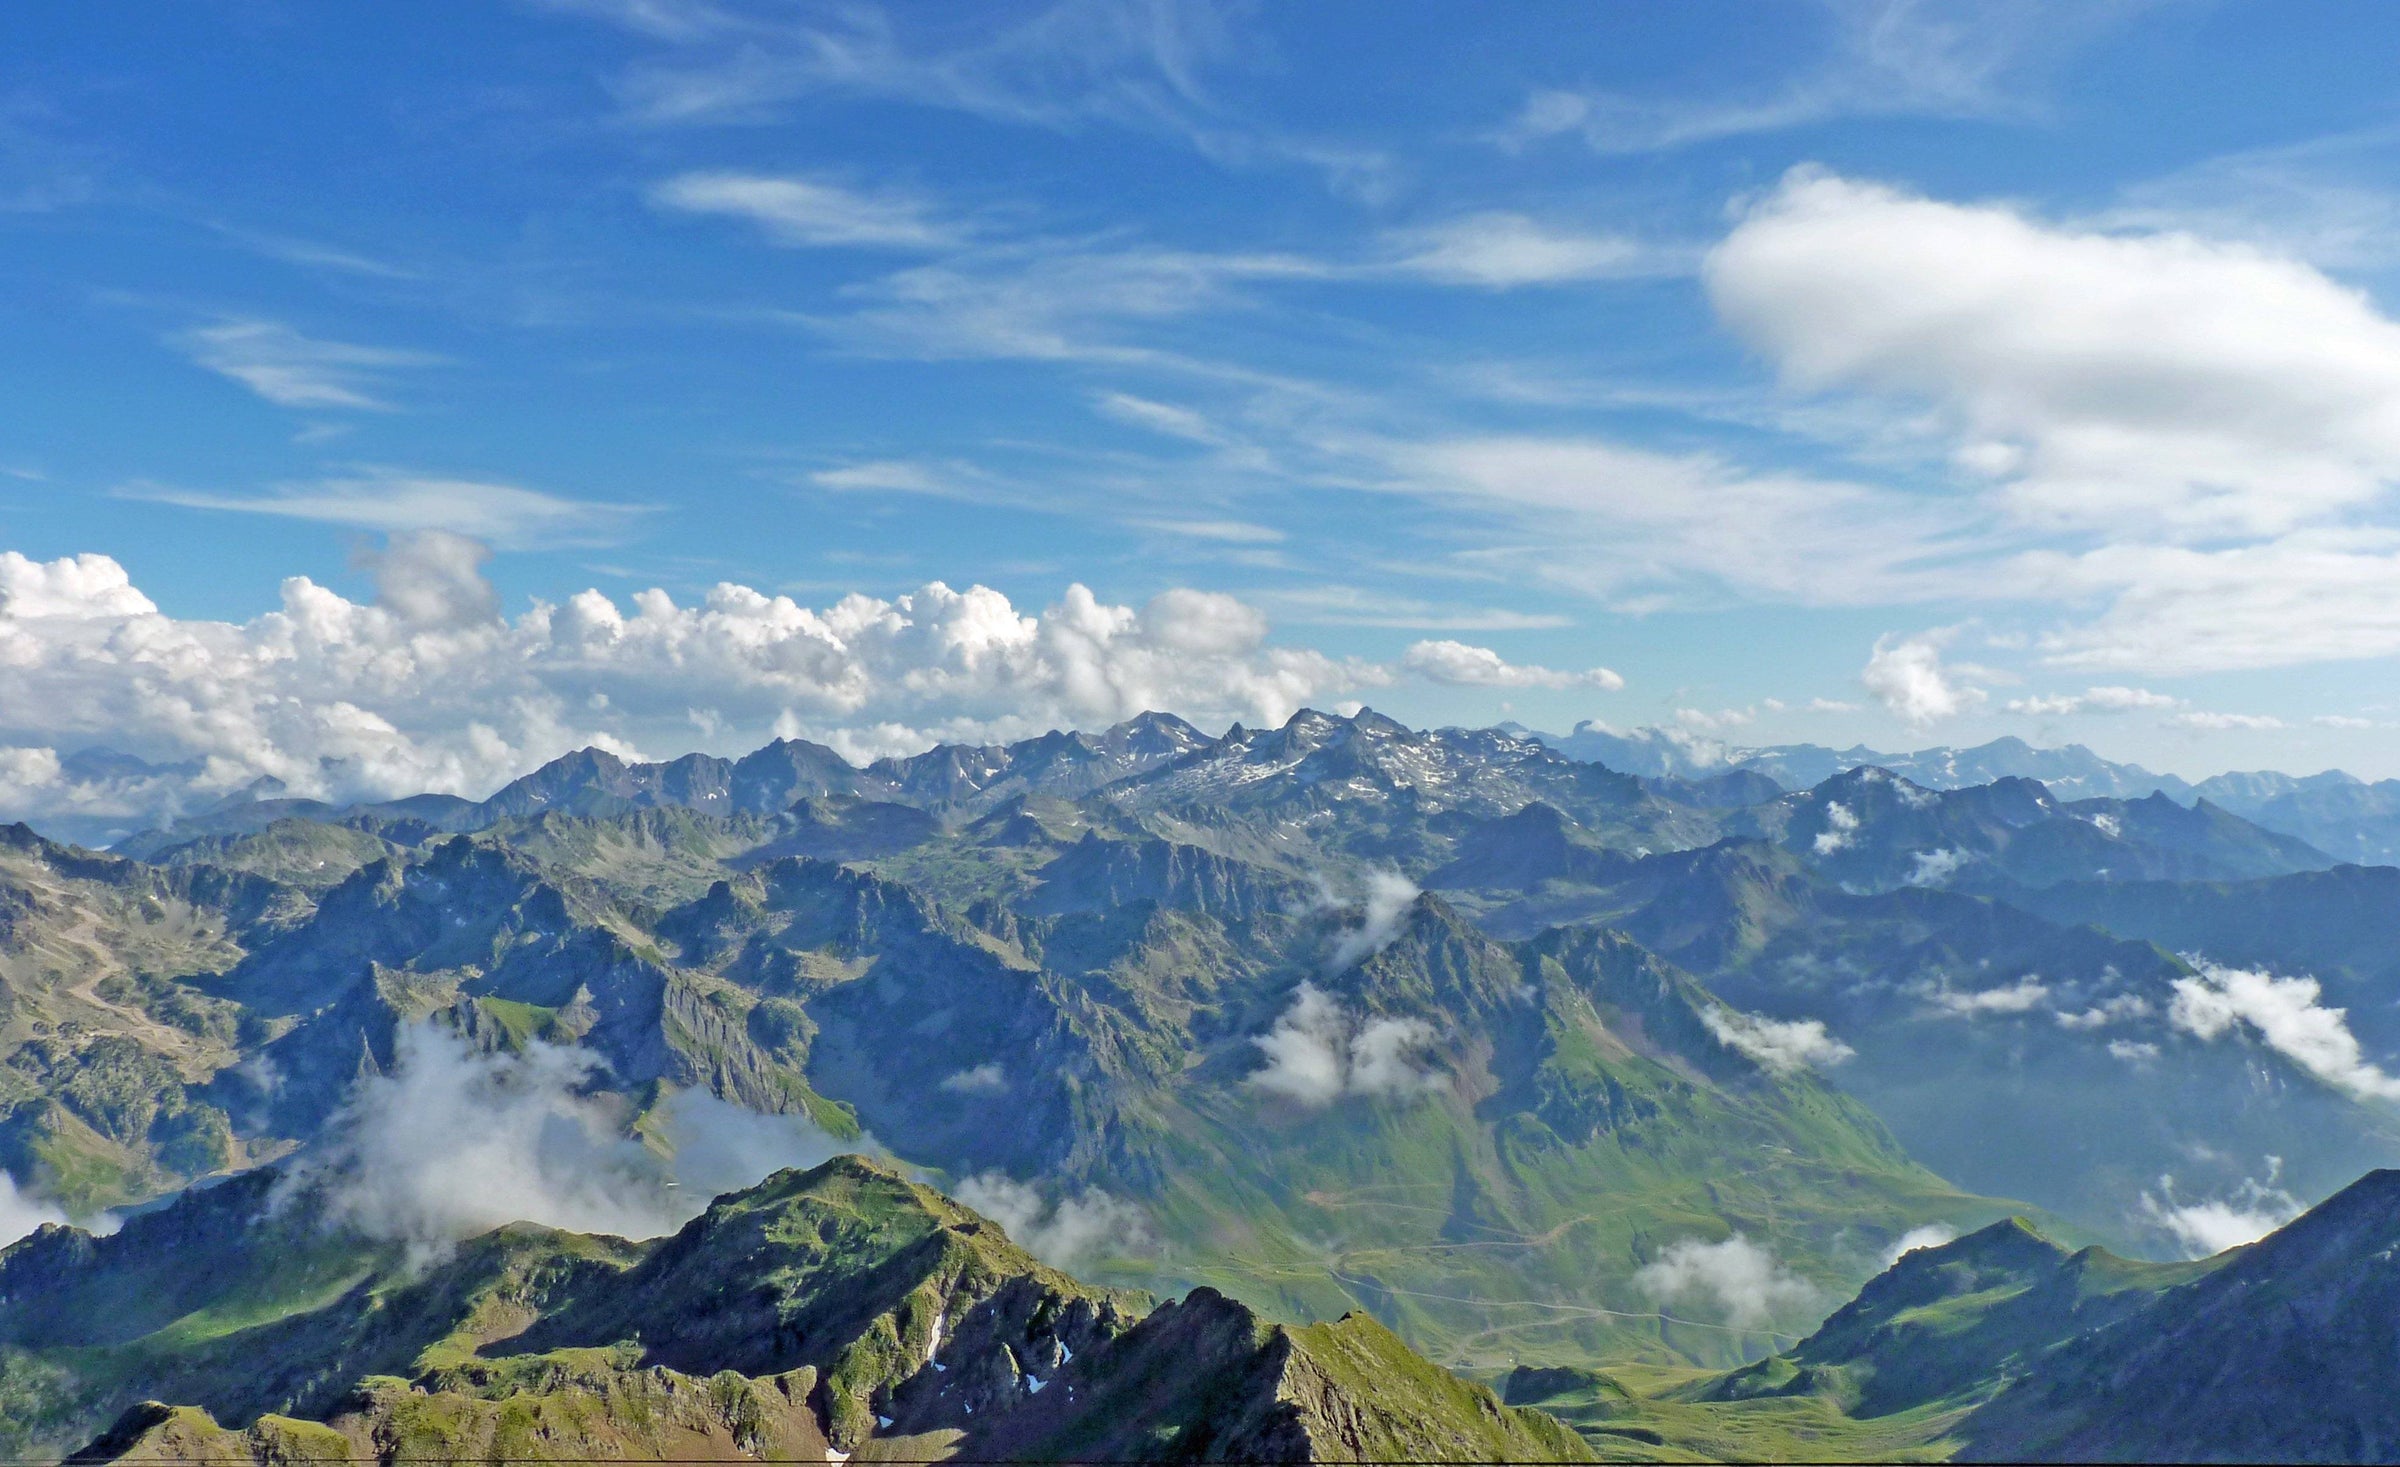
[1726,766,2335,890]
[1529,723,2196,801]
[1423,794,2391,1236]
[1531,720,2400,867]
[2013,864,2400,1052]
[71,713,2400,870]
[2188,768,2400,865]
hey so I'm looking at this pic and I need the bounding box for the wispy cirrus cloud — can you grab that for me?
[651,171,962,249]
[804,457,1006,501]
[2004,685,2177,716]
[1128,516,1282,543]
[552,0,1397,199]
[126,469,652,547]
[2026,532,2400,675]
[171,319,444,410]
[1380,212,1682,287]
[2104,124,2400,272]
[204,223,418,279]
[1493,0,2142,154]
[814,243,1328,364]
[526,0,732,42]
[1094,390,1223,442]
[1383,434,1985,609]
[1250,586,1570,632]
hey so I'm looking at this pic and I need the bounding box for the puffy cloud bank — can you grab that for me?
[2169,962,2400,1101]
[2137,1168,2304,1259]
[1712,169,2400,677]
[1861,635,1984,727]
[1247,981,1442,1107]
[1710,168,2400,538]
[1399,638,1621,691]
[1634,1234,1824,1331]
[0,546,1593,842]
[950,1172,1150,1269]
[301,1021,847,1263]
[1811,800,1859,855]
[1701,1006,1854,1076]
[1323,870,1423,973]
[0,1172,70,1250]
[1926,976,2052,1018]
[1880,1223,1958,1268]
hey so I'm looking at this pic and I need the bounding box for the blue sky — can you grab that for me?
[6,0,2400,825]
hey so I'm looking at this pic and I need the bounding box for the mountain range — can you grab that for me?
[2,707,2397,1461]
[1534,722,2400,865]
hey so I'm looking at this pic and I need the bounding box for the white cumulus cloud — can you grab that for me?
[1247,981,1441,1107]
[296,1022,846,1264]
[951,1171,1149,1269]
[1701,1006,1854,1076]
[1928,976,2051,1017]
[2137,1169,2304,1259]
[1881,1223,1959,1268]
[1861,633,1984,727]
[1400,639,1623,691]
[1635,1234,1824,1331]
[2169,962,2400,1101]
[1709,168,2400,538]
[0,548,1392,842]
[1707,170,2400,678]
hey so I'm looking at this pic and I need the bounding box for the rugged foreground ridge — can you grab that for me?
[55,1155,1590,1465]
[51,1161,2400,1462]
